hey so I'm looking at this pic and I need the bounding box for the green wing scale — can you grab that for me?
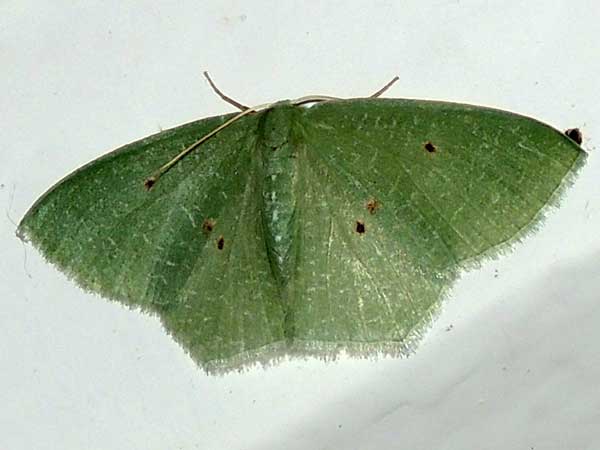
[19,98,585,371]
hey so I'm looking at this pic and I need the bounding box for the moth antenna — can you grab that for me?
[370,76,400,98]
[292,95,341,106]
[203,71,249,111]
[144,101,275,188]
[145,74,398,189]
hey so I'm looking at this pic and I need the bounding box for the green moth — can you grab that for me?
[18,75,586,372]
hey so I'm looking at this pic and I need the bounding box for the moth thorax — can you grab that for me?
[259,102,297,148]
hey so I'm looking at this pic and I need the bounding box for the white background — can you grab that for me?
[1,2,599,449]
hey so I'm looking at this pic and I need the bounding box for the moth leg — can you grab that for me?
[370,76,400,98]
[203,71,249,111]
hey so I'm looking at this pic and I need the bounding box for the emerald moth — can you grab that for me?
[18,74,586,372]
